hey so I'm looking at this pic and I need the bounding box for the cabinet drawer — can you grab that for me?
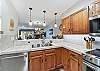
[29,51,43,57]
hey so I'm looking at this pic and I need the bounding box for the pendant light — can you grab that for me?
[43,10,46,27]
[29,8,32,26]
[54,13,57,27]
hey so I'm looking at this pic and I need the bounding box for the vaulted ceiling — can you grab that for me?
[10,0,80,27]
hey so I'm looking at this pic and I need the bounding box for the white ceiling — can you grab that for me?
[10,0,80,27]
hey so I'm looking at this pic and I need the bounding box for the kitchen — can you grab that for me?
[0,0,100,71]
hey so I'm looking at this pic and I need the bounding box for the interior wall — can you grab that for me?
[62,0,94,18]
[2,0,18,35]
[0,0,19,50]
[44,17,61,39]
[0,0,2,16]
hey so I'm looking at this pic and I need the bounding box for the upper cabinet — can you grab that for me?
[71,9,89,34]
[60,8,89,34]
[89,0,100,17]
[60,17,71,34]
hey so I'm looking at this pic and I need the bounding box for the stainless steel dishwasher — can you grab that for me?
[0,53,28,71]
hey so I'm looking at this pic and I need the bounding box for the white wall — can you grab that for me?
[64,35,100,49]
[0,0,2,16]
[0,0,18,51]
[62,0,94,18]
[2,0,18,35]
[44,17,61,39]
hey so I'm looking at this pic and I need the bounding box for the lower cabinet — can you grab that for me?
[70,56,79,71]
[55,48,63,68]
[29,49,56,71]
[29,51,44,71]
[69,51,79,71]
[28,48,83,71]
[45,49,56,71]
[63,49,69,71]
[63,49,83,71]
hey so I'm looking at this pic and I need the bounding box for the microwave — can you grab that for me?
[89,16,100,37]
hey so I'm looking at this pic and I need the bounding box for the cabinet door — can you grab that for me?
[45,49,55,71]
[65,17,71,34]
[62,18,66,34]
[70,56,79,71]
[71,9,88,34]
[63,49,69,71]
[82,9,89,34]
[69,51,82,71]
[71,12,82,34]
[55,48,63,68]
[61,17,71,34]
[29,51,44,71]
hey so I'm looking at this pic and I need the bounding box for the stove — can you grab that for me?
[82,49,100,71]
[83,49,100,66]
[86,49,100,57]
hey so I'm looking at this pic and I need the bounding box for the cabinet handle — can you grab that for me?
[28,60,30,63]
[42,59,43,63]
[68,29,70,32]
[45,58,47,62]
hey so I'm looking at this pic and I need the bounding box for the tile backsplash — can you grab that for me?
[64,35,100,49]
[1,34,100,51]
[0,35,14,51]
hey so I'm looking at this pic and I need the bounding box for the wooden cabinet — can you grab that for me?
[70,56,79,71]
[55,48,63,68]
[29,51,44,71]
[45,49,56,71]
[29,49,56,71]
[61,17,71,34]
[82,9,89,34]
[61,8,88,34]
[71,12,82,34]
[71,9,89,34]
[63,49,69,71]
[69,51,82,71]
[62,49,83,71]
[29,48,83,71]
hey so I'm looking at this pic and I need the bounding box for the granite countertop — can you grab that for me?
[0,42,94,55]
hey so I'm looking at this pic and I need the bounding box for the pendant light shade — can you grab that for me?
[43,22,46,26]
[43,10,46,27]
[54,13,57,27]
[29,21,32,26]
[29,8,32,26]
[54,24,57,27]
